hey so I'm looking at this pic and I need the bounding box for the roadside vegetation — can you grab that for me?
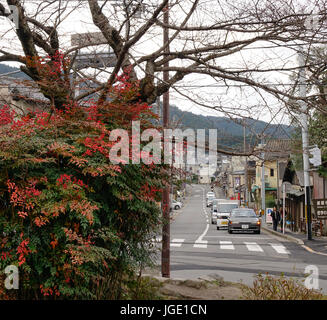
[121,271,327,300]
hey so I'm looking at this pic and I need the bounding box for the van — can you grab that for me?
[210,199,227,224]
[215,200,239,230]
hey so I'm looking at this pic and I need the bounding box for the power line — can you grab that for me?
[173,83,309,88]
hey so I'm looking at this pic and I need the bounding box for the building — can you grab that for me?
[281,159,313,232]
[0,76,49,115]
[226,156,246,199]
[198,163,217,184]
[251,139,293,210]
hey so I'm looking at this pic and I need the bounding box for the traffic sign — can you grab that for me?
[309,146,322,167]
[266,208,273,224]
[313,199,327,219]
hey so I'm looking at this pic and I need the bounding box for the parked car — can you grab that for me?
[215,200,239,229]
[171,200,183,210]
[228,208,261,234]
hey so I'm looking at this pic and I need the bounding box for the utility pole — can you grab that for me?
[161,3,170,278]
[298,51,312,240]
[260,137,266,221]
[244,124,248,206]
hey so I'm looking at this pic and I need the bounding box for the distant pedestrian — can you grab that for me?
[271,206,280,231]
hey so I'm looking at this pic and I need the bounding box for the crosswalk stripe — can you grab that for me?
[166,238,290,255]
[219,241,235,250]
[170,239,185,247]
[269,243,290,254]
[193,240,208,248]
[244,242,263,252]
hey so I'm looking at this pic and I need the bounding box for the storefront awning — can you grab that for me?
[251,185,277,192]
[251,185,259,192]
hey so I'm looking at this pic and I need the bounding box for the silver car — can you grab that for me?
[210,204,218,224]
[206,195,215,207]
[228,208,261,234]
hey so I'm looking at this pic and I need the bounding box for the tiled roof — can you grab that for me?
[0,76,49,103]
[263,139,294,161]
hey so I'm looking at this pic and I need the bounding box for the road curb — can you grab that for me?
[300,244,327,257]
[261,225,304,245]
[262,225,327,256]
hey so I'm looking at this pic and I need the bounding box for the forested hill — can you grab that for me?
[168,105,293,149]
[0,63,30,79]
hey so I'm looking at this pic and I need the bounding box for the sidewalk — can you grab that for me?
[261,221,327,256]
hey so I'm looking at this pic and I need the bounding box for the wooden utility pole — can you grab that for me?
[161,3,170,278]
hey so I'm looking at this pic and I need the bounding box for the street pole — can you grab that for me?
[298,51,312,240]
[161,3,170,278]
[261,137,266,222]
[283,182,286,235]
[244,124,248,206]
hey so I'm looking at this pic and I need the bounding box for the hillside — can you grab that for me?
[0,63,30,79]
[168,105,293,149]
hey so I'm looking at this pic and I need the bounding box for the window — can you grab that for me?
[270,168,274,177]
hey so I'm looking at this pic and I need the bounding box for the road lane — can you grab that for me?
[170,184,208,245]
[165,184,327,293]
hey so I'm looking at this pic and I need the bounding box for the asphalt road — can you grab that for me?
[156,184,327,293]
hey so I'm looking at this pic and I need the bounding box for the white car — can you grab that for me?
[171,200,183,210]
[206,195,215,207]
[206,192,215,199]
[211,204,218,224]
[210,199,226,224]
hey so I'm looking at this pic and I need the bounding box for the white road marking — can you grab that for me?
[193,240,208,248]
[244,242,263,252]
[219,241,235,250]
[205,235,272,240]
[170,239,185,247]
[269,243,290,254]
[194,220,209,242]
[193,186,210,249]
